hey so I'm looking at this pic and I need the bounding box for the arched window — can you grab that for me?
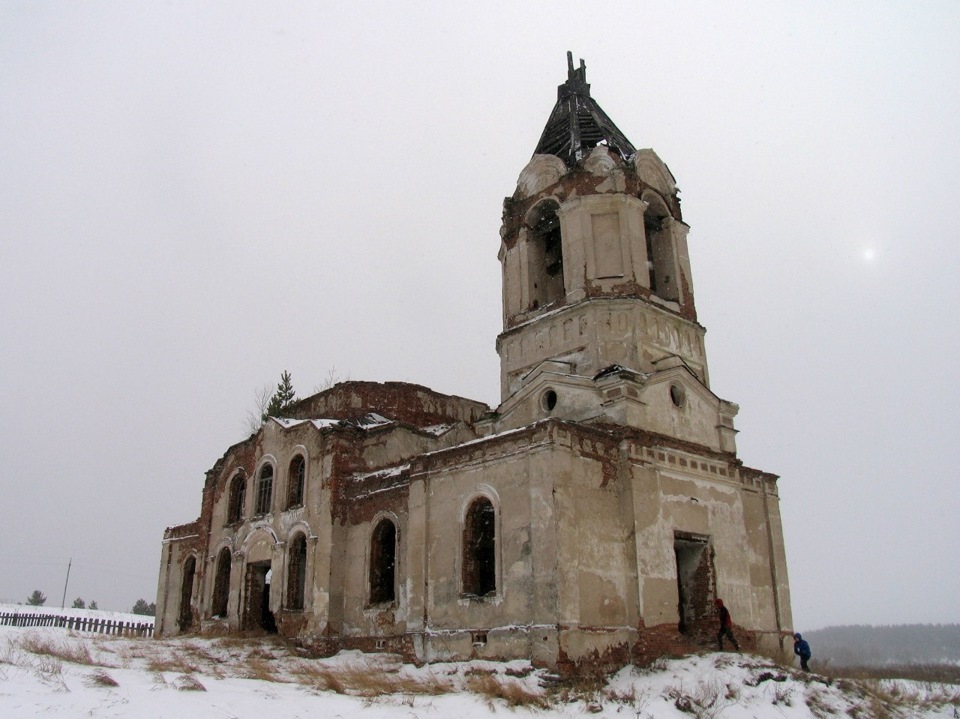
[255,465,273,516]
[643,194,679,302]
[369,518,397,604]
[286,533,307,610]
[178,556,196,631]
[462,497,496,597]
[287,455,305,508]
[228,472,246,523]
[526,199,564,310]
[212,547,232,618]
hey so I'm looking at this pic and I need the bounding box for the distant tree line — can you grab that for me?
[804,624,960,667]
[22,590,153,615]
[131,599,156,616]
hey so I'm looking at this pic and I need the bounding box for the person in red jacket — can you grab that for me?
[715,598,740,651]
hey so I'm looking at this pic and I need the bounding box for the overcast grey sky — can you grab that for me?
[1,2,958,630]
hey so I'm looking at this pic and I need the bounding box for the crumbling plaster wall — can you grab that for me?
[399,425,562,665]
[633,373,728,453]
[159,383,788,668]
[630,448,786,648]
[497,299,709,400]
[739,469,792,649]
[319,418,786,668]
[336,477,411,638]
[288,381,490,427]
[156,524,202,637]
[551,428,638,665]
[192,407,476,637]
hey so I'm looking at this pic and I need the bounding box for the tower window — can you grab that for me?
[287,455,305,508]
[369,518,397,604]
[643,196,679,302]
[255,465,274,516]
[526,200,565,309]
[462,497,496,597]
[286,533,307,610]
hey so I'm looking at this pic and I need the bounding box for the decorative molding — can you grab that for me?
[516,154,568,198]
[584,145,619,178]
[634,149,676,196]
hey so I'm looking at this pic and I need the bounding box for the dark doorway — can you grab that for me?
[243,561,277,633]
[674,532,714,635]
[178,556,196,632]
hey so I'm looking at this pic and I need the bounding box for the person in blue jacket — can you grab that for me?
[793,632,812,671]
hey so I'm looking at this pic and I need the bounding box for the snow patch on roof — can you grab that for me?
[269,414,394,432]
[421,423,455,436]
[347,412,393,429]
[353,464,410,482]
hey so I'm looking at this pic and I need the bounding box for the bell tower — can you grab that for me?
[496,54,737,452]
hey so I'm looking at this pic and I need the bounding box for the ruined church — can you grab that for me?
[156,55,792,671]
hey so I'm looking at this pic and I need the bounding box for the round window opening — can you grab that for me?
[670,384,686,408]
[541,389,558,412]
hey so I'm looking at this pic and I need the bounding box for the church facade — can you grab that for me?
[156,55,792,671]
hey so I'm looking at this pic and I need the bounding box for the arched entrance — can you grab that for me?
[242,561,276,632]
[241,532,277,633]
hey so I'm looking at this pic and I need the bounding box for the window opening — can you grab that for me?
[471,630,488,646]
[527,201,565,309]
[541,389,558,412]
[287,534,307,610]
[670,384,686,408]
[288,455,305,508]
[178,556,196,632]
[211,547,231,618]
[255,465,273,516]
[463,497,496,597]
[674,532,715,635]
[369,519,397,604]
[644,199,679,302]
[228,472,246,523]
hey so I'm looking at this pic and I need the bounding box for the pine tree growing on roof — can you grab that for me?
[262,370,297,422]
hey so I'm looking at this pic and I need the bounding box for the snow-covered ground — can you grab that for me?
[1,622,957,718]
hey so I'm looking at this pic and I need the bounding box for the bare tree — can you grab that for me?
[244,371,301,436]
[244,383,272,436]
[314,366,348,393]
